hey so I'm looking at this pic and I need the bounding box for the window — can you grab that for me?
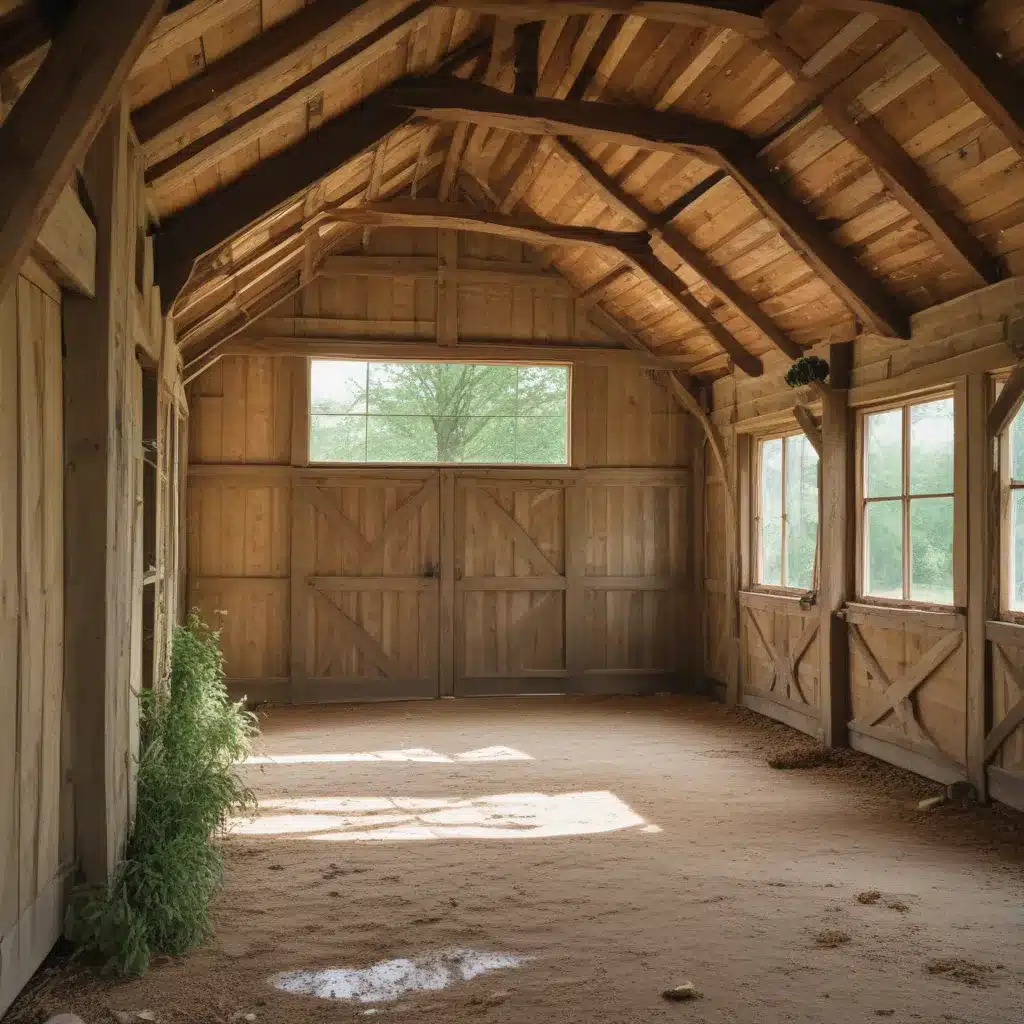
[309,359,569,465]
[1007,398,1024,611]
[756,432,819,591]
[861,396,955,605]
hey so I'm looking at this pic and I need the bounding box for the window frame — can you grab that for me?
[751,427,821,595]
[854,386,966,611]
[306,356,574,468]
[997,372,1024,623]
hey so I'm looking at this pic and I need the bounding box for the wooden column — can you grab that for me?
[965,373,991,798]
[818,342,854,748]
[565,478,587,689]
[289,356,310,705]
[439,470,456,696]
[62,103,134,884]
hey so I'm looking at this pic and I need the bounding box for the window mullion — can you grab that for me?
[902,407,911,601]
[780,437,788,588]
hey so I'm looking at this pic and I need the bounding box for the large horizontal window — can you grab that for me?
[861,396,955,605]
[309,359,569,465]
[755,432,819,591]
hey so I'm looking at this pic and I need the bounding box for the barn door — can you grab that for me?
[294,471,441,701]
[453,475,570,695]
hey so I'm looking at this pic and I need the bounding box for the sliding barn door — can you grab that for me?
[293,471,441,702]
[454,474,569,695]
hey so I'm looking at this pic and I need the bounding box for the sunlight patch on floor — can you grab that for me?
[231,791,648,840]
[243,746,532,765]
[269,949,529,1003]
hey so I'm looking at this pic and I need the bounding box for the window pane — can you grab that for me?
[309,359,569,464]
[865,500,903,599]
[909,496,954,604]
[759,438,783,586]
[785,434,819,590]
[761,516,783,587]
[366,415,438,463]
[515,415,568,464]
[1012,490,1024,612]
[1011,405,1024,483]
[310,361,367,414]
[866,408,903,498]
[909,398,954,495]
[310,414,366,462]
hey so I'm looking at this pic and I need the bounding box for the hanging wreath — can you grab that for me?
[785,355,830,389]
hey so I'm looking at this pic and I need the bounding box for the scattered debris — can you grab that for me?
[112,1011,158,1024]
[926,958,997,987]
[767,745,834,770]
[875,1011,895,1017]
[661,982,702,1002]
[229,1013,256,1022]
[267,864,283,872]
[856,891,882,905]
[45,1016,86,1024]
[813,930,852,948]
[470,990,510,1007]
[917,795,947,812]
[946,781,977,807]
[887,900,909,913]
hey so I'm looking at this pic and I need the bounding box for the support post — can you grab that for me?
[62,103,134,883]
[818,342,853,747]
[289,356,310,705]
[966,373,990,799]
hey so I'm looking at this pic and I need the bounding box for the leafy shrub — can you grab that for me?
[785,355,830,389]
[69,612,258,974]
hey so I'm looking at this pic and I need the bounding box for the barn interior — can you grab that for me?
[1,1,1023,1021]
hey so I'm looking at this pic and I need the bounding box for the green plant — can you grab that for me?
[69,612,258,975]
[785,355,830,389]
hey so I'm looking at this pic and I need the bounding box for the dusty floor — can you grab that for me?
[14,696,1024,1024]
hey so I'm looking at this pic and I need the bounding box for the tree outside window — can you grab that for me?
[862,396,955,605]
[309,360,569,465]
[757,432,819,591]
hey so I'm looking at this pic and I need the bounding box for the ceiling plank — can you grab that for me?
[0,0,165,306]
[556,137,801,360]
[134,0,431,163]
[132,0,254,76]
[153,97,412,307]
[759,35,1001,289]
[435,1,769,35]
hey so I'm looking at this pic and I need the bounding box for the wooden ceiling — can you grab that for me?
[2,0,1024,380]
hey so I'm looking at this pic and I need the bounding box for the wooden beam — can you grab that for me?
[388,79,746,156]
[988,361,1024,438]
[132,0,253,76]
[720,146,908,338]
[513,21,542,96]
[793,403,822,456]
[134,0,428,159]
[144,19,484,193]
[316,198,653,253]
[818,341,853,748]
[153,97,412,307]
[216,334,686,369]
[436,1,769,35]
[32,184,96,297]
[392,81,909,337]
[0,0,165,306]
[626,249,763,377]
[556,137,801,361]
[760,34,1001,290]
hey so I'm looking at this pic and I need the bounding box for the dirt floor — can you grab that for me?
[11,695,1024,1024]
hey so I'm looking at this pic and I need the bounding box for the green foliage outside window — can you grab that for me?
[863,397,955,605]
[309,360,569,464]
[759,433,819,590]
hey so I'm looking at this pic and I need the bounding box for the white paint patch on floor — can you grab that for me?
[244,746,532,765]
[269,949,528,1003]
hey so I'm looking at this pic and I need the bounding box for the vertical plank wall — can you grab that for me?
[702,278,1024,809]
[0,267,68,1014]
[186,228,697,701]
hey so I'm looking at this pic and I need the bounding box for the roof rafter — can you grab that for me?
[390,79,909,336]
[555,137,802,360]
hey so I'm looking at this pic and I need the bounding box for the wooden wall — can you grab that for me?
[702,276,1024,810]
[0,264,68,1016]
[186,228,697,702]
